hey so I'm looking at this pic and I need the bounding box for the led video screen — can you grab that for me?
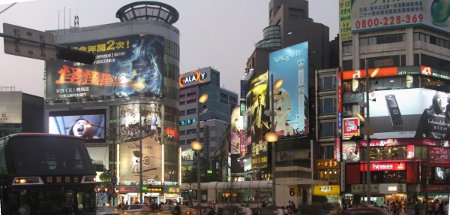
[269,42,309,137]
[48,109,106,142]
[368,88,450,140]
[46,34,164,102]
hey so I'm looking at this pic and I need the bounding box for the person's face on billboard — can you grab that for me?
[72,119,90,137]
[435,92,448,112]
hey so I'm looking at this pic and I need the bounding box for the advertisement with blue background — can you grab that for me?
[46,34,164,102]
[269,42,309,137]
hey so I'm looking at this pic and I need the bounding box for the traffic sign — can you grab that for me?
[3,23,57,61]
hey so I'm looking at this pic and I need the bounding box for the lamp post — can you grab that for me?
[191,141,203,207]
[265,73,282,207]
[192,92,208,207]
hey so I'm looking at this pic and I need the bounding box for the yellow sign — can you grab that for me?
[315,159,339,170]
[313,185,340,196]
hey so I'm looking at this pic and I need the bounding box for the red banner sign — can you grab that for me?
[360,162,406,171]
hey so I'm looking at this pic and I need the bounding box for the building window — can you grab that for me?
[179,111,185,116]
[320,145,335,159]
[319,76,337,90]
[320,121,336,137]
[320,98,336,114]
[186,109,196,115]
[220,93,228,103]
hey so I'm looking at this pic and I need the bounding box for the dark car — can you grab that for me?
[342,207,389,215]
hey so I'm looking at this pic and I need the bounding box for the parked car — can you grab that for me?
[342,206,389,215]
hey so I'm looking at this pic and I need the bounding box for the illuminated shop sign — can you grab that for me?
[313,185,340,196]
[315,159,339,170]
[179,69,211,88]
[343,66,450,80]
[343,118,360,140]
[361,138,449,147]
[360,162,406,171]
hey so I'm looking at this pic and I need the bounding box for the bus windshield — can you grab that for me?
[9,136,95,176]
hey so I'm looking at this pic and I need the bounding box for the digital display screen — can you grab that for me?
[435,167,446,181]
[49,109,106,142]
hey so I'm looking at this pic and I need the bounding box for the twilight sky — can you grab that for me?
[0,0,338,97]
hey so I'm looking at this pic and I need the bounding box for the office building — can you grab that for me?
[44,1,181,204]
[339,0,450,207]
[0,89,44,137]
[179,67,238,184]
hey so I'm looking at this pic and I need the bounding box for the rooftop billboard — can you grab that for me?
[351,0,450,34]
[179,69,211,88]
[46,34,164,102]
[269,42,309,137]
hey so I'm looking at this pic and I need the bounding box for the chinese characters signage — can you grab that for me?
[351,0,450,34]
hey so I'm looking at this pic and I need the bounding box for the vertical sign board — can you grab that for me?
[339,0,352,42]
[249,72,269,169]
[336,70,343,161]
[269,42,309,137]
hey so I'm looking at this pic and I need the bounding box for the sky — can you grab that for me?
[0,0,339,97]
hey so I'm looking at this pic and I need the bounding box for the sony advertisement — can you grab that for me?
[351,0,450,34]
[48,109,106,142]
[269,42,309,137]
[46,34,164,102]
[368,88,450,139]
[118,103,162,185]
[248,72,269,169]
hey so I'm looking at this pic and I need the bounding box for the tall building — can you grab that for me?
[0,90,44,137]
[179,67,237,184]
[242,0,332,206]
[338,0,450,207]
[44,2,181,205]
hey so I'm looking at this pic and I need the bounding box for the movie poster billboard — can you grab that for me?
[269,42,309,137]
[49,109,106,142]
[231,106,241,155]
[248,72,269,169]
[118,103,162,185]
[368,88,450,140]
[46,34,164,102]
[351,0,450,34]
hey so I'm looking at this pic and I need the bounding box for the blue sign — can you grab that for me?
[269,42,309,137]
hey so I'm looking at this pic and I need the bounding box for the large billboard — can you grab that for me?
[46,35,164,102]
[368,88,450,140]
[269,42,309,137]
[49,109,106,142]
[351,0,450,34]
[248,72,269,169]
[118,103,162,185]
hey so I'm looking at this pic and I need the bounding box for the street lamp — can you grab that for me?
[191,92,208,207]
[265,74,282,207]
